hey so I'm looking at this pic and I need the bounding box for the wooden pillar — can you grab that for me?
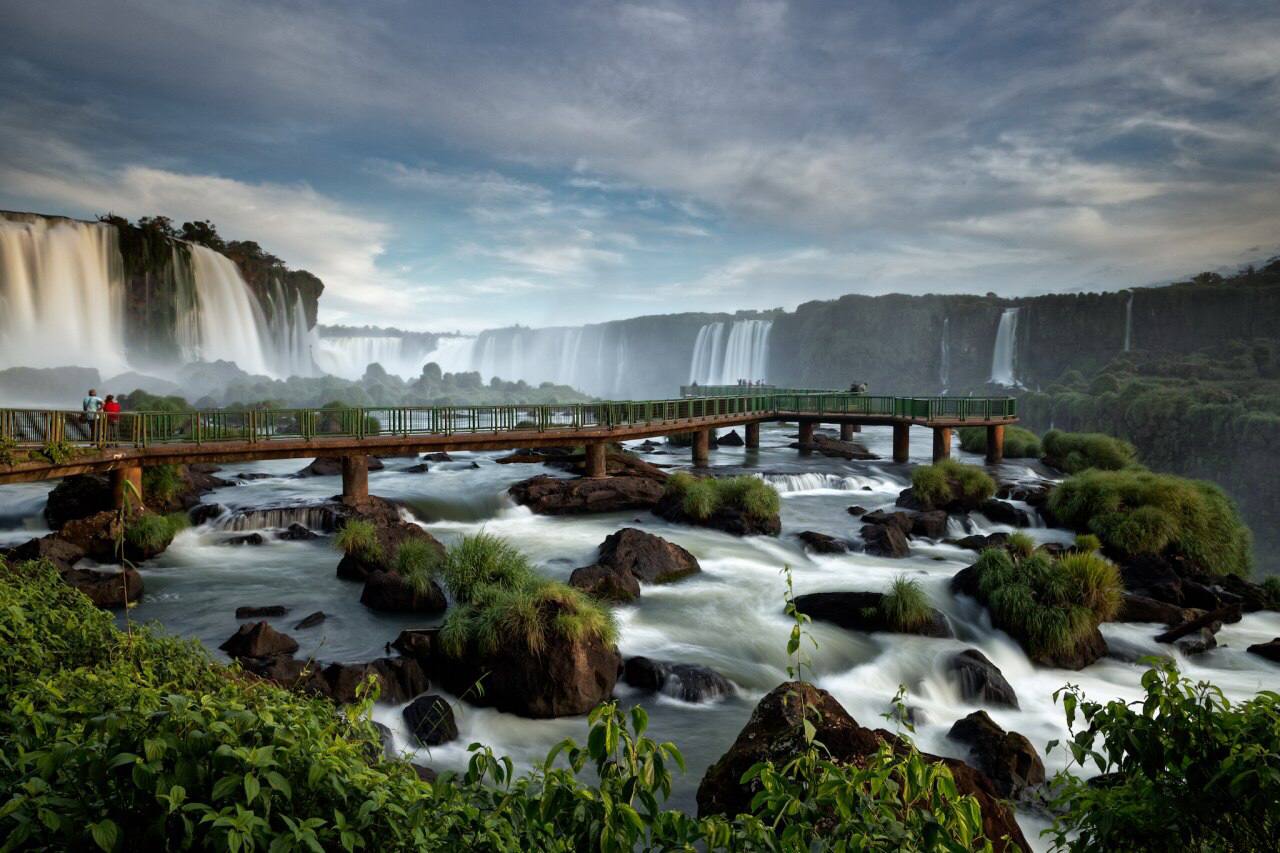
[341,455,369,504]
[986,424,1005,465]
[745,421,760,449]
[110,465,143,510]
[892,424,910,463]
[797,420,815,454]
[692,429,710,467]
[932,427,952,463]
[840,423,855,441]
[585,442,607,478]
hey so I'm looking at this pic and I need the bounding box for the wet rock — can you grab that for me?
[569,563,641,603]
[405,463,431,473]
[1247,639,1280,663]
[911,510,949,540]
[44,474,112,529]
[946,649,1019,708]
[716,429,745,446]
[298,456,384,477]
[236,605,288,618]
[1212,573,1279,613]
[1119,554,1184,605]
[63,566,143,608]
[278,523,318,541]
[334,505,446,581]
[235,472,274,482]
[595,528,701,583]
[1174,628,1218,655]
[950,532,1009,552]
[1117,593,1186,625]
[978,499,1033,528]
[1155,605,1235,645]
[509,474,666,515]
[229,532,265,546]
[792,591,952,638]
[189,503,227,526]
[791,434,877,460]
[373,721,396,759]
[653,489,782,537]
[796,530,849,554]
[321,657,429,704]
[3,535,85,573]
[360,570,447,613]
[846,505,868,516]
[147,465,235,515]
[403,695,458,746]
[292,611,326,629]
[219,621,299,659]
[420,452,452,462]
[623,656,733,703]
[57,510,126,563]
[411,764,438,782]
[862,509,915,534]
[696,682,1028,850]
[860,522,910,558]
[947,710,1045,801]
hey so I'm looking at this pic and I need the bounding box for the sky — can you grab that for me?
[1,0,1278,332]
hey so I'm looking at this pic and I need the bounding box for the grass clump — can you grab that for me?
[123,511,188,552]
[1074,533,1102,554]
[334,519,382,561]
[438,533,617,658]
[1041,429,1138,474]
[663,473,780,522]
[909,460,995,510]
[972,546,1123,663]
[1005,530,1038,560]
[141,463,184,503]
[878,576,932,632]
[1048,468,1253,576]
[1263,576,1280,609]
[394,538,442,595]
[957,425,1042,458]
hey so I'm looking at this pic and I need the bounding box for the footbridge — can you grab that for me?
[0,389,1016,505]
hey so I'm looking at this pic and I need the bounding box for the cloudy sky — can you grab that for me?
[2,0,1278,331]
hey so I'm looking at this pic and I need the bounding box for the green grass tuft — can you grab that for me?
[394,538,441,595]
[878,576,932,632]
[1005,531,1037,560]
[124,512,187,552]
[957,425,1042,458]
[141,464,184,503]
[663,473,780,522]
[334,519,382,561]
[1041,429,1138,474]
[1074,533,1102,554]
[909,460,995,510]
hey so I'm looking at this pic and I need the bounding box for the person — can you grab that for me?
[81,388,104,439]
[103,394,121,443]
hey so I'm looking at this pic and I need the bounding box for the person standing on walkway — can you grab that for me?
[103,394,121,444]
[81,388,104,440]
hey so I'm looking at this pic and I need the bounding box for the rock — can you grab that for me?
[219,622,299,659]
[509,474,666,516]
[57,510,126,563]
[189,503,226,526]
[229,532,265,546]
[1155,605,1235,644]
[594,527,700,584]
[979,499,1033,528]
[360,570,447,613]
[792,434,878,460]
[335,508,446,582]
[145,465,235,515]
[622,657,733,703]
[62,566,143,608]
[860,523,910,558]
[911,510,950,540]
[3,535,85,573]
[293,611,326,629]
[862,509,915,534]
[950,532,1009,552]
[1116,593,1187,625]
[279,523,318,541]
[403,695,458,746]
[235,472,274,481]
[405,463,431,473]
[695,682,1028,850]
[796,530,849,554]
[1213,574,1279,613]
[373,722,396,759]
[420,452,452,462]
[568,564,641,603]
[716,429,745,446]
[44,474,112,529]
[653,489,782,537]
[321,657,429,704]
[946,649,1019,708]
[1174,628,1218,655]
[298,456,384,477]
[1247,639,1280,663]
[240,655,314,690]
[947,710,1045,801]
[411,764,437,783]
[792,591,952,638]
[1119,554,1184,605]
[235,605,287,618]
[846,505,868,516]
[951,563,982,597]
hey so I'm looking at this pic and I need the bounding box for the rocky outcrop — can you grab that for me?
[44,474,113,530]
[568,563,641,602]
[1116,593,1187,625]
[796,531,849,554]
[947,711,1045,801]
[695,682,1028,850]
[950,532,1009,552]
[509,474,666,515]
[792,591,952,638]
[403,695,458,746]
[978,499,1033,528]
[946,649,1019,708]
[622,657,733,703]
[360,569,447,613]
[57,510,127,563]
[1247,639,1280,663]
[792,434,878,460]
[716,429,745,447]
[654,488,782,536]
[293,611,326,629]
[63,566,143,608]
[334,501,445,582]
[240,654,428,705]
[860,522,910,558]
[279,523,319,541]
[596,528,701,583]
[219,622,299,658]
[3,535,85,573]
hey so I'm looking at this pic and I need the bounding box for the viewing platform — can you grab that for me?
[0,389,1017,502]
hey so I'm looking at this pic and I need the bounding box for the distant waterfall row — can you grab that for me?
[688,319,772,385]
[315,335,440,380]
[0,214,317,380]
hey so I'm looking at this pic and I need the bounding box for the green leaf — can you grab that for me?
[90,819,119,852]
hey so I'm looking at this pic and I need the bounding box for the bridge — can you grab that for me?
[0,389,1017,506]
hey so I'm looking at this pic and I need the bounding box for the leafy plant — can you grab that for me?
[333,519,382,561]
[910,460,995,509]
[1041,429,1138,474]
[879,576,932,632]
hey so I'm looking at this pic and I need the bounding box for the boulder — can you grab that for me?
[235,605,288,618]
[1119,554,1184,605]
[293,611,326,629]
[846,505,868,517]
[405,463,431,473]
[862,509,915,534]
[279,523,318,541]
[335,510,445,582]
[653,490,781,537]
[716,429,745,447]
[3,535,85,573]
[360,570,447,614]
[62,566,143,608]
[1247,639,1280,663]
[1174,628,1218,656]
[860,523,910,558]
[229,532,265,546]
[403,695,459,746]
[791,434,877,460]
[219,622,299,659]
[792,591,952,638]
[622,656,733,703]
[189,503,227,526]
[946,649,1019,708]
[695,682,1028,850]
[421,452,452,462]
[947,710,1045,801]
[911,510,950,540]
[509,474,666,516]
[979,499,1033,527]
[1116,593,1186,625]
[594,528,700,584]
[145,465,235,515]
[57,510,126,563]
[44,474,112,529]
[568,563,641,603]
[796,531,849,554]
[321,658,429,704]
[950,532,1009,552]
[298,456,384,477]
[1212,573,1279,613]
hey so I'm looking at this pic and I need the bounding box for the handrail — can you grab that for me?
[0,390,1016,453]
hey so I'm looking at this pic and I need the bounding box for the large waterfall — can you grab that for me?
[471,326,631,396]
[0,216,130,376]
[1123,292,1134,352]
[315,336,441,380]
[989,307,1021,386]
[687,319,772,385]
[939,316,951,392]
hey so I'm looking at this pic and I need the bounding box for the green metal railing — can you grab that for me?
[0,389,1016,454]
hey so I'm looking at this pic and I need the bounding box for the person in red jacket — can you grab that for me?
[102,394,121,443]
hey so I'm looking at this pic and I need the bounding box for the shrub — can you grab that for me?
[957,425,1042,458]
[394,538,440,595]
[1005,530,1037,560]
[1048,468,1253,576]
[909,460,995,510]
[334,519,382,561]
[879,576,932,632]
[1263,576,1280,609]
[1074,533,1102,553]
[141,463,184,503]
[124,512,187,552]
[1047,662,1280,851]
[1041,429,1138,473]
[663,473,780,522]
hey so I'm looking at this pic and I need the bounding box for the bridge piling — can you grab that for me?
[986,424,1005,465]
[585,442,607,478]
[839,423,860,441]
[341,455,369,505]
[692,429,710,467]
[111,465,143,509]
[892,424,910,463]
[797,420,815,454]
[932,427,952,463]
[745,422,760,449]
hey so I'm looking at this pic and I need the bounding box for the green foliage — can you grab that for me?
[1074,533,1102,554]
[879,576,932,632]
[958,425,1042,458]
[663,473,781,522]
[1262,576,1280,609]
[394,538,441,595]
[909,460,995,510]
[121,390,191,412]
[141,463,184,503]
[333,519,382,561]
[1041,429,1138,474]
[1048,468,1253,576]
[1047,662,1280,852]
[1005,531,1037,560]
[124,512,187,552]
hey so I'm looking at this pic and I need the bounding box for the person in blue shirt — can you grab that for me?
[81,389,104,439]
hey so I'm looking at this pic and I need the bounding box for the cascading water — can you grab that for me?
[315,336,438,380]
[687,319,772,385]
[939,317,951,393]
[179,246,281,377]
[1123,292,1134,352]
[0,216,129,375]
[989,307,1021,386]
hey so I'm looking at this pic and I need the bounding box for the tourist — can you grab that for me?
[81,388,104,439]
[103,394,121,443]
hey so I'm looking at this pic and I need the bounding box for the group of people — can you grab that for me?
[81,388,123,439]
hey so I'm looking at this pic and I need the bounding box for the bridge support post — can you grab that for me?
[840,423,859,441]
[585,442,607,478]
[692,429,710,467]
[341,455,369,505]
[986,425,1005,465]
[892,424,910,463]
[932,427,952,463]
[745,422,760,449]
[111,465,143,510]
[797,420,815,454]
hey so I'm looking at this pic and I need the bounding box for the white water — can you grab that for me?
[0,216,130,375]
[939,316,951,392]
[688,319,772,385]
[1123,292,1134,352]
[315,336,438,380]
[179,246,287,377]
[989,307,1021,386]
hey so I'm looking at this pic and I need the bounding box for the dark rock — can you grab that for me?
[695,682,1028,850]
[335,508,446,581]
[405,463,431,473]
[229,532,265,546]
[595,527,700,583]
[146,465,235,515]
[1155,605,1236,644]
[911,510,949,540]
[1213,574,1278,613]
[1247,639,1280,663]
[278,523,318,541]
[1173,628,1218,655]
[792,591,952,638]
[411,764,437,782]
[950,532,1009,552]
[796,530,848,554]
[236,605,287,618]
[860,523,910,558]
[862,509,915,533]
[569,563,641,603]
[298,456,384,477]
[995,480,1053,508]
[951,563,982,597]
[1116,593,1186,625]
[235,472,274,481]
[623,656,733,703]
[716,429,745,446]
[373,721,396,759]
[1119,554,1184,605]
[979,499,1033,528]
[322,657,429,704]
[947,710,1045,801]
[654,488,781,537]
[293,611,326,629]
[360,570,447,613]
[219,621,299,659]
[509,474,666,516]
[62,566,142,608]
[846,505,868,516]
[420,452,452,462]
[946,649,1019,708]
[403,695,459,746]
[240,654,313,689]
[189,503,226,526]
[793,434,878,460]
[57,510,127,563]
[44,474,112,529]
[4,535,85,572]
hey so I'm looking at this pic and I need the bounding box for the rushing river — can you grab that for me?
[2,422,1277,849]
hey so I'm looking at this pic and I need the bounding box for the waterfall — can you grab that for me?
[179,246,281,377]
[989,307,1021,386]
[687,319,772,385]
[939,317,951,392]
[315,336,429,380]
[422,336,480,375]
[1123,292,1134,352]
[0,216,129,375]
